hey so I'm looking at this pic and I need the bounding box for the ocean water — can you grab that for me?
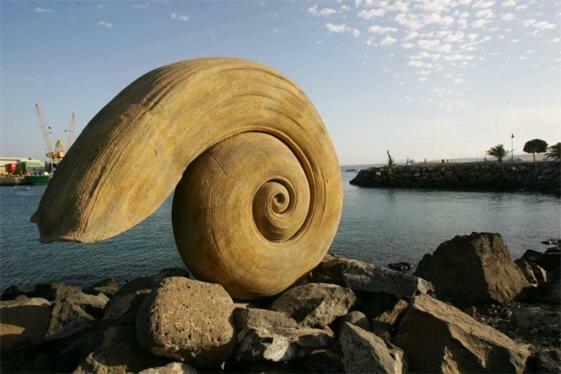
[1,168,560,290]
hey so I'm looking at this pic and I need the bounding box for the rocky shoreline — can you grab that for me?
[1,233,559,373]
[350,161,561,195]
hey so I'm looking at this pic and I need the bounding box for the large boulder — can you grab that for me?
[103,268,189,326]
[136,277,235,367]
[270,283,355,327]
[311,254,433,300]
[234,307,334,362]
[339,322,405,374]
[396,294,530,373]
[0,297,51,352]
[415,233,530,306]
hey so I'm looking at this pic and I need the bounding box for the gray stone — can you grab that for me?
[75,340,170,374]
[139,362,198,374]
[311,254,433,300]
[531,348,561,374]
[396,294,530,373]
[48,284,108,336]
[342,310,370,331]
[531,267,560,304]
[415,232,530,306]
[360,292,409,333]
[270,283,355,327]
[136,277,235,367]
[84,278,119,297]
[0,297,51,352]
[339,322,405,374]
[301,349,344,373]
[234,307,334,362]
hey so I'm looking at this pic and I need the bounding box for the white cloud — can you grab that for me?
[368,25,398,34]
[97,21,113,29]
[170,13,189,22]
[502,0,516,6]
[533,21,555,30]
[357,8,385,19]
[380,35,397,46]
[402,42,415,49]
[475,9,493,18]
[340,4,351,11]
[35,7,53,13]
[473,0,495,9]
[308,6,337,17]
[403,31,419,41]
[325,23,360,37]
[418,39,440,50]
[501,13,515,21]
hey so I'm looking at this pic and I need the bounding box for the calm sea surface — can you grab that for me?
[1,168,560,289]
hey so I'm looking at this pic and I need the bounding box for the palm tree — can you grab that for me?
[487,144,507,162]
[545,142,561,160]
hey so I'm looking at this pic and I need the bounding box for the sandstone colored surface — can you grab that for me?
[312,254,433,299]
[0,297,51,352]
[339,322,405,374]
[270,283,355,327]
[415,232,530,306]
[31,58,343,300]
[396,294,530,373]
[136,277,235,367]
[139,362,198,374]
[234,307,334,362]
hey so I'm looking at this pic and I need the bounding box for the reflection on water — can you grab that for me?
[0,169,559,289]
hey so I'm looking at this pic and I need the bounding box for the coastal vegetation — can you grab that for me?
[546,142,561,160]
[523,139,548,162]
[486,144,507,162]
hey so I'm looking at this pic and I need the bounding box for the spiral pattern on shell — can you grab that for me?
[31,58,343,299]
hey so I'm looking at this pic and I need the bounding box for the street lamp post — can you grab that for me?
[511,133,515,162]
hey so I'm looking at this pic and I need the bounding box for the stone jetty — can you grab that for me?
[1,233,559,373]
[350,161,561,195]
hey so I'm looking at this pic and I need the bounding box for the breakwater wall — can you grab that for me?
[350,161,561,194]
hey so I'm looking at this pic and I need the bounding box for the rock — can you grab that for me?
[522,249,544,264]
[0,297,51,352]
[300,348,344,373]
[530,267,560,304]
[339,322,405,374]
[530,348,561,374]
[538,247,561,272]
[342,310,370,331]
[512,305,560,332]
[516,259,539,284]
[360,292,408,334]
[84,278,119,297]
[48,283,108,336]
[234,307,334,362]
[1,283,27,301]
[388,262,412,272]
[415,232,530,306]
[270,283,355,327]
[75,340,170,374]
[139,362,198,374]
[136,277,235,367]
[396,294,530,373]
[311,254,433,300]
[103,269,189,325]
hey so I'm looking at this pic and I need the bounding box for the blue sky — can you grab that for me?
[1,0,560,165]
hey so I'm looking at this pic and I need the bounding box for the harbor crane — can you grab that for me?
[34,104,76,166]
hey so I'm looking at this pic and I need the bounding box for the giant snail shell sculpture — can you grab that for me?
[32,58,343,300]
